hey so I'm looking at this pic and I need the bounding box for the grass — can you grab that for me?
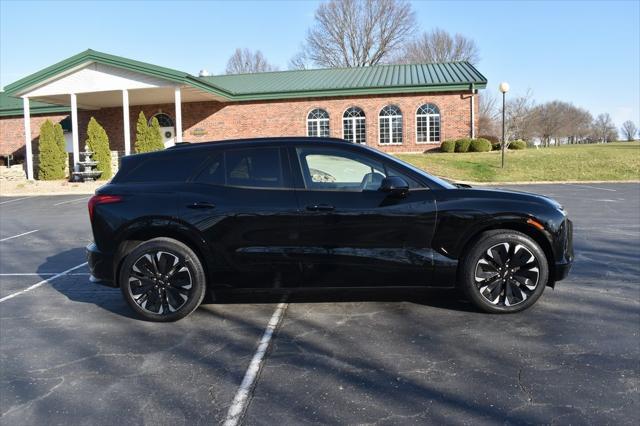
[396,141,640,183]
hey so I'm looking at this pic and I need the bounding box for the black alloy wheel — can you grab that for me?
[119,238,206,322]
[461,230,549,313]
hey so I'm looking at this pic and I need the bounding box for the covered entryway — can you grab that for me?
[4,50,232,179]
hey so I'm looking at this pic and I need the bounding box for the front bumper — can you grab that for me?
[86,243,118,288]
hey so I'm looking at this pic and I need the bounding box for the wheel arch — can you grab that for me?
[113,220,215,296]
[457,220,556,288]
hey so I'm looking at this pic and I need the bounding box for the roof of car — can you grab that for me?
[168,137,351,150]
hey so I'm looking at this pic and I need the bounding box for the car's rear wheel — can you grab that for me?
[119,237,206,322]
[460,230,549,313]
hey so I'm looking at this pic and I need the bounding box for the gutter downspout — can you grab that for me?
[470,84,475,139]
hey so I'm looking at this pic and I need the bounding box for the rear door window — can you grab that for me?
[194,147,287,188]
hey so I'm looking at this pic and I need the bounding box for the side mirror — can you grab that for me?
[379,176,409,198]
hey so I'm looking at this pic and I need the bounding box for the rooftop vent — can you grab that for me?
[198,69,210,77]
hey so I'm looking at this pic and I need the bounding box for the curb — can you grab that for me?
[451,179,640,186]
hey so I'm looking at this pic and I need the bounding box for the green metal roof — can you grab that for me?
[202,62,486,100]
[2,49,486,105]
[0,91,69,117]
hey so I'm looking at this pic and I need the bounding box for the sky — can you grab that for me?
[1,0,639,128]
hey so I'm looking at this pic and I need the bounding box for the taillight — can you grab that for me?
[88,194,122,221]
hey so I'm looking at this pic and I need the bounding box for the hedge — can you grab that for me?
[509,140,527,150]
[440,140,456,152]
[454,138,472,153]
[469,138,492,152]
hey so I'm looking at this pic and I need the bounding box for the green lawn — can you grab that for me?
[396,142,640,183]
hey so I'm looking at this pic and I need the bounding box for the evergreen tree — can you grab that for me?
[134,112,165,153]
[53,123,68,178]
[148,116,165,151]
[86,117,112,180]
[37,120,66,180]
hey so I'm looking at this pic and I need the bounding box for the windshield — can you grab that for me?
[372,149,457,189]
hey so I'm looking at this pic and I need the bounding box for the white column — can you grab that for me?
[174,87,183,143]
[22,97,34,180]
[70,93,80,171]
[470,91,475,139]
[122,89,131,155]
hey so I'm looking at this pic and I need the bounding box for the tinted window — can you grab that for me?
[194,152,224,185]
[297,147,386,191]
[124,152,205,183]
[195,147,284,188]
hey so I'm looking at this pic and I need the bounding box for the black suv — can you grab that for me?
[87,137,573,321]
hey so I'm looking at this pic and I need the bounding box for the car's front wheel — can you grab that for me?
[460,230,549,313]
[119,237,206,322]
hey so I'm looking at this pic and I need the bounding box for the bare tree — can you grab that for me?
[621,120,638,141]
[288,50,310,70]
[505,90,536,143]
[302,0,416,68]
[477,93,499,137]
[398,28,480,64]
[592,113,617,143]
[225,48,278,74]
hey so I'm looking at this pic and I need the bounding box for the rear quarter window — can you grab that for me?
[121,151,206,183]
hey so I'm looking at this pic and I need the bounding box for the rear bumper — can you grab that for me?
[86,243,118,288]
[552,218,574,284]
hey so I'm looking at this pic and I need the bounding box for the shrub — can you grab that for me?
[492,142,502,151]
[86,117,112,180]
[478,134,500,144]
[37,120,66,180]
[509,140,527,150]
[134,112,164,153]
[469,138,492,152]
[454,138,472,153]
[440,140,456,152]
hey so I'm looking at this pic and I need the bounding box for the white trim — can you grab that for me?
[122,89,131,155]
[415,103,441,144]
[23,97,34,180]
[378,105,403,145]
[341,106,366,145]
[70,93,79,170]
[306,108,329,137]
[174,87,183,143]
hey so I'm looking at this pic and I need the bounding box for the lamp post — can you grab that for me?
[499,82,510,168]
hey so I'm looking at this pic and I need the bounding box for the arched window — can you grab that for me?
[307,108,330,137]
[149,113,174,128]
[379,105,403,145]
[342,107,366,145]
[416,103,440,143]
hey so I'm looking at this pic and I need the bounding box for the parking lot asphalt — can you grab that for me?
[0,183,639,425]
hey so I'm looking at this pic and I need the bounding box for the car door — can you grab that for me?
[179,145,301,288]
[289,144,437,287]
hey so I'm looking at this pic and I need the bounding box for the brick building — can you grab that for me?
[0,49,487,178]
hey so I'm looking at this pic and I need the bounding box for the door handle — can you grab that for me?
[306,204,335,212]
[187,201,216,209]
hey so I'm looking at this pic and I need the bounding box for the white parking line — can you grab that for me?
[0,262,88,303]
[224,302,289,426]
[53,197,89,206]
[0,197,30,205]
[562,183,617,192]
[0,230,38,242]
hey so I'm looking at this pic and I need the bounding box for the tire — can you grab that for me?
[460,230,549,313]
[119,237,206,322]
